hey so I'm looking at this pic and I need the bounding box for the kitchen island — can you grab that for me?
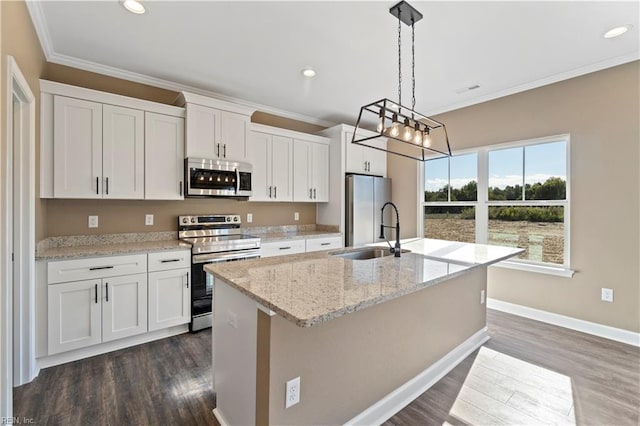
[205,238,523,425]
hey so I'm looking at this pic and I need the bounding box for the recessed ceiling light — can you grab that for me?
[122,0,146,15]
[604,24,633,39]
[301,68,317,78]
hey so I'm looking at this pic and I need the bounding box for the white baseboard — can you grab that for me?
[37,324,189,369]
[346,327,489,426]
[213,408,229,426]
[488,298,640,347]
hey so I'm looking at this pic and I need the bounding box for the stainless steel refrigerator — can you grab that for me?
[345,174,392,246]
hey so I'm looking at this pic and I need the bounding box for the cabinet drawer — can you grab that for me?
[306,236,342,253]
[260,239,306,258]
[148,250,191,272]
[48,254,147,284]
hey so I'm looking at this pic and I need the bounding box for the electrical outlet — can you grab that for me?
[88,216,98,228]
[294,212,299,221]
[480,289,486,305]
[145,214,154,226]
[285,376,300,408]
[227,310,238,328]
[247,213,253,223]
[601,288,614,302]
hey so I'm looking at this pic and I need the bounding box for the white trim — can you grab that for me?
[250,122,330,144]
[213,408,230,426]
[6,56,38,392]
[25,1,333,128]
[37,324,188,369]
[491,260,575,277]
[424,53,640,117]
[487,298,640,347]
[346,327,490,426]
[256,303,276,317]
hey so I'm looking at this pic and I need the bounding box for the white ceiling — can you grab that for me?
[28,1,639,126]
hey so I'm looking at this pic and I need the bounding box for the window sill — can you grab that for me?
[491,260,575,278]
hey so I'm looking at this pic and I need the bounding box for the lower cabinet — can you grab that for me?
[261,236,343,258]
[47,273,148,355]
[148,268,191,331]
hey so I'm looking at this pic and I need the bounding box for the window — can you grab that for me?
[422,135,570,271]
[424,153,478,244]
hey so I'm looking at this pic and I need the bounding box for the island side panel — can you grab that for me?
[213,279,258,426]
[266,266,487,425]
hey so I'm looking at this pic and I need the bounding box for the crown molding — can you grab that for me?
[425,52,640,117]
[25,1,335,129]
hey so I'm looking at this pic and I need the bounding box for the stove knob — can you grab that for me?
[182,218,188,224]
[191,218,196,223]
[233,216,239,222]
[226,217,231,222]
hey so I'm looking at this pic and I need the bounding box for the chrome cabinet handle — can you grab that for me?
[216,143,220,157]
[313,188,316,199]
[274,186,277,199]
[105,177,109,195]
[89,266,114,271]
[279,246,291,250]
[364,161,367,171]
[269,186,272,198]
[179,181,183,196]
[160,259,180,263]
[309,188,312,199]
[223,144,226,158]
[96,177,99,195]
[186,272,189,288]
[105,283,109,302]
[95,284,98,304]
[321,242,331,246]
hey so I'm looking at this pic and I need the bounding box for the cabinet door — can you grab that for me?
[145,113,185,200]
[148,269,190,331]
[345,132,366,174]
[365,136,387,177]
[247,131,271,201]
[48,279,102,355]
[292,139,312,202]
[219,110,248,161]
[53,96,103,198]
[312,142,330,202]
[102,105,145,199]
[102,274,148,342]
[270,136,293,201]
[185,103,219,158]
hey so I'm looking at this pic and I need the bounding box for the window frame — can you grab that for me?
[420,134,572,275]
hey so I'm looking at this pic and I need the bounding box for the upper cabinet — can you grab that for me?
[40,80,186,200]
[177,92,254,162]
[345,132,387,176]
[248,124,330,203]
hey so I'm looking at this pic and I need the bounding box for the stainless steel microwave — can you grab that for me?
[185,158,252,198]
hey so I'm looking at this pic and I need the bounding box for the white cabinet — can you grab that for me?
[345,132,387,176]
[247,131,293,202]
[145,112,185,200]
[260,239,306,258]
[293,139,329,202]
[52,96,103,198]
[47,254,149,355]
[48,279,102,354]
[148,251,191,331]
[184,103,250,161]
[41,81,186,199]
[305,236,342,252]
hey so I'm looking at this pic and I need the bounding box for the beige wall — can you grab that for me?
[264,267,487,424]
[388,61,640,333]
[2,0,326,239]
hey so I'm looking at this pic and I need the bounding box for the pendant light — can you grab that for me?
[351,1,451,161]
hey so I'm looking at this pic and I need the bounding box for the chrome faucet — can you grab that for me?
[379,202,401,257]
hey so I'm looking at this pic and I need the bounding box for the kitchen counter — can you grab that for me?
[205,238,522,327]
[248,230,342,242]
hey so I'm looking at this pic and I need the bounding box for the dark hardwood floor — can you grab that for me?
[14,310,640,425]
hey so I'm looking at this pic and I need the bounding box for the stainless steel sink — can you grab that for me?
[330,248,410,260]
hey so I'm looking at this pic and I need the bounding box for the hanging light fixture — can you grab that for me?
[352,1,451,161]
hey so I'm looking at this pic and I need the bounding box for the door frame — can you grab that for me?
[2,56,37,417]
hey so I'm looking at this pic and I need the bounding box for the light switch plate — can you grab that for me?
[145,214,154,226]
[247,213,253,223]
[294,212,299,221]
[601,288,614,302]
[88,216,98,228]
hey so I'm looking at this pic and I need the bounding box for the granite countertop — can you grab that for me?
[205,238,523,328]
[255,230,342,242]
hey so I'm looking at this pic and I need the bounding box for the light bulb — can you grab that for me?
[389,114,400,137]
[413,123,423,144]
[423,131,432,147]
[376,109,385,133]
[402,118,413,141]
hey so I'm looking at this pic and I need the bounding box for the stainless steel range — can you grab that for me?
[178,214,261,331]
